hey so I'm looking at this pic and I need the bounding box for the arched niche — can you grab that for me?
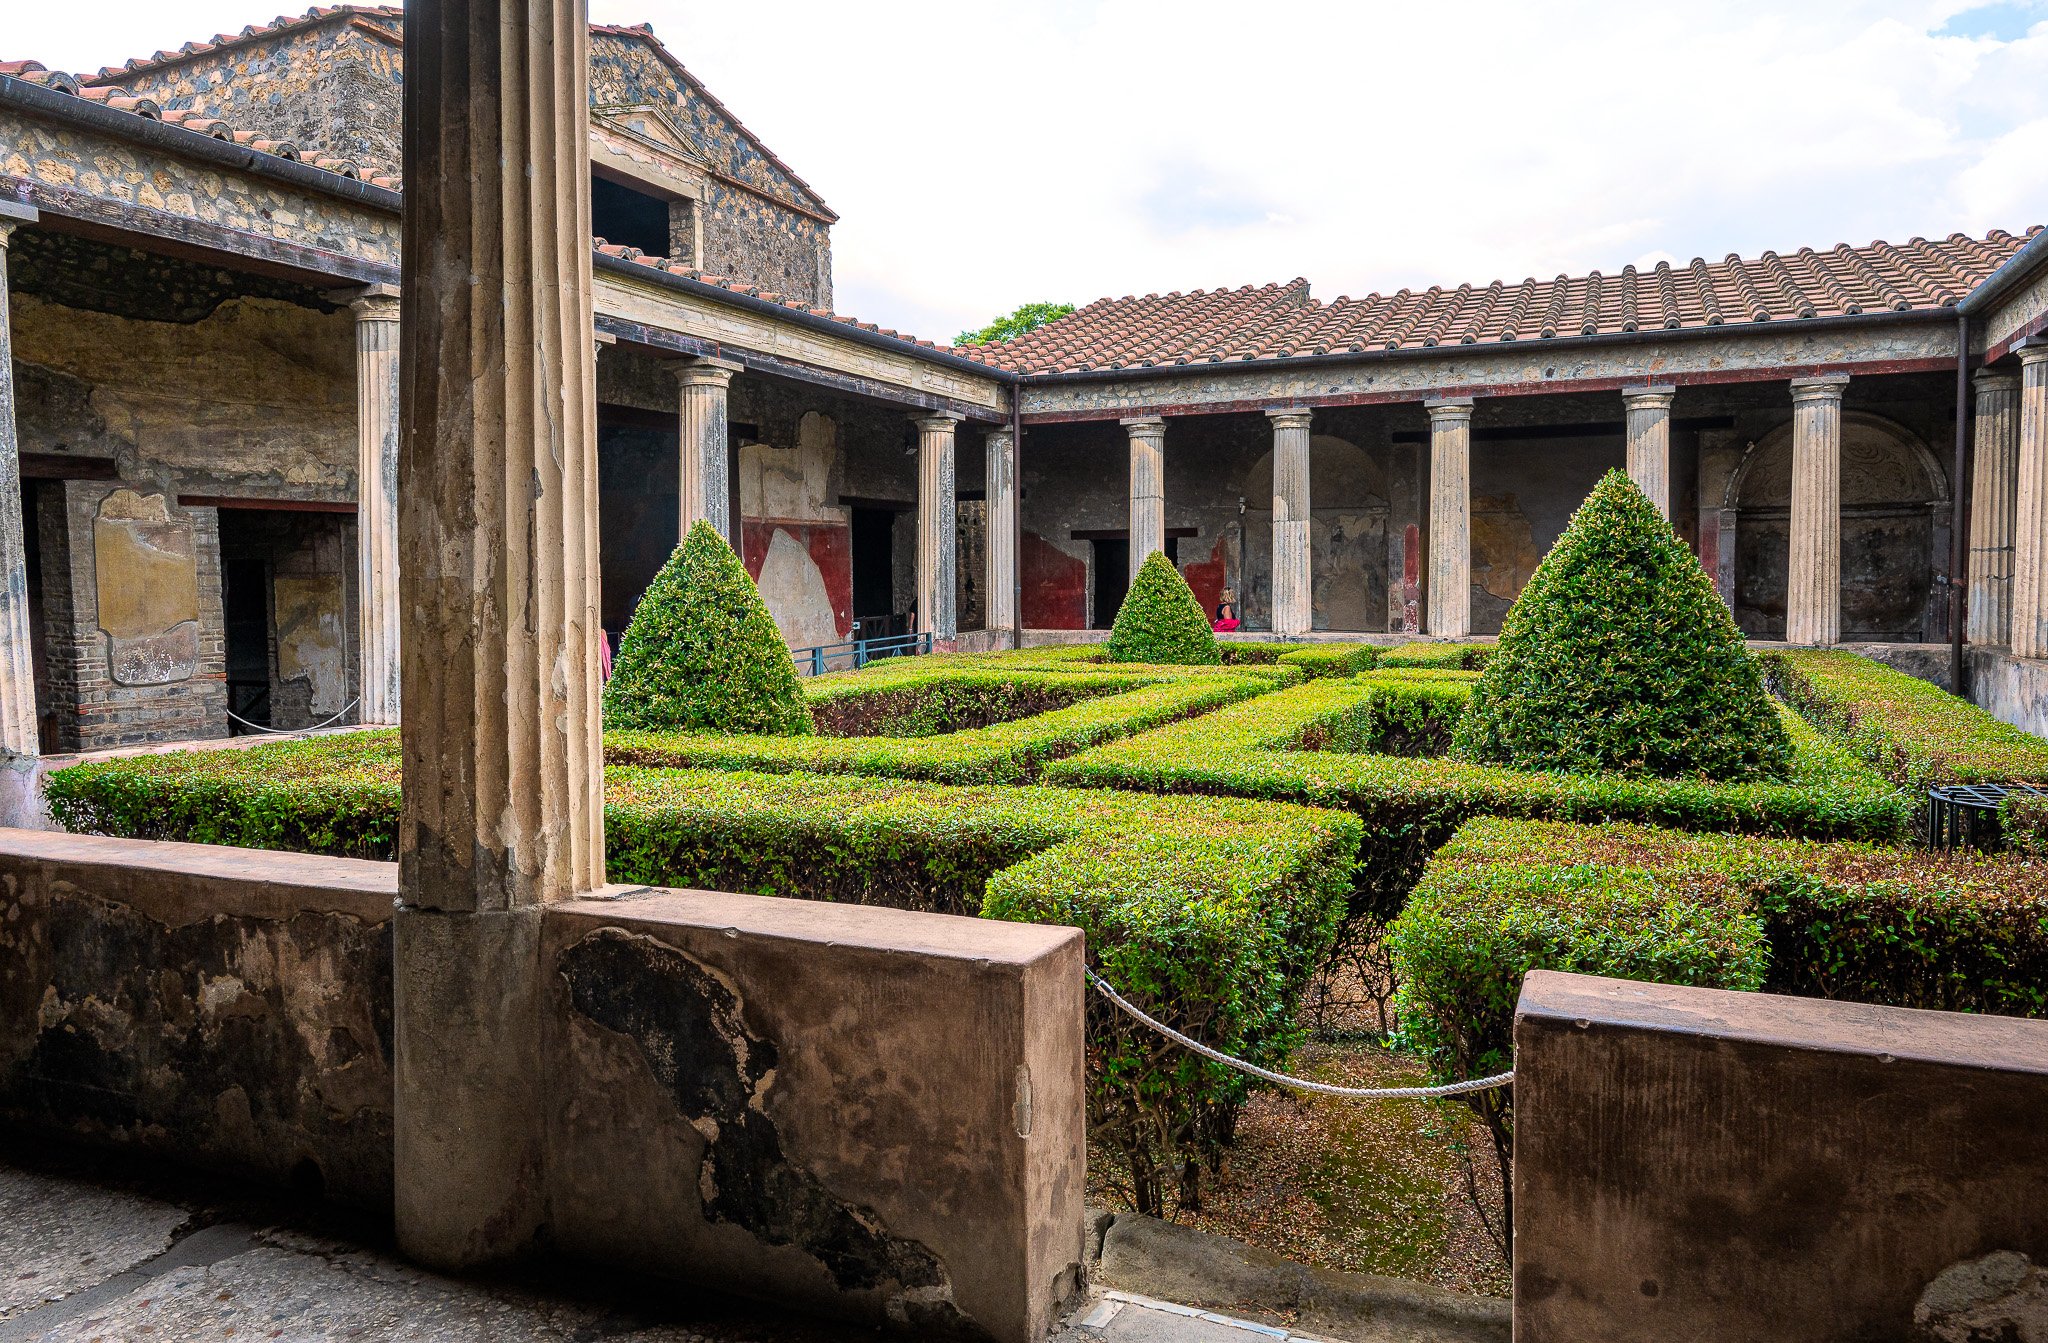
[1725,411,1951,641]
[1239,434,1390,631]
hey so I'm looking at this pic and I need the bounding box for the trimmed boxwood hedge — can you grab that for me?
[46,738,1358,1217]
[2004,790,2048,855]
[1763,647,2048,790]
[1377,640,1493,671]
[1045,672,1910,913]
[1105,551,1221,665]
[1218,642,1381,678]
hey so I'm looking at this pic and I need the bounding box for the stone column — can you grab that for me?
[394,0,604,1269]
[1967,370,2021,647]
[0,204,39,759]
[349,285,402,724]
[984,424,1018,640]
[1622,385,1677,519]
[1122,416,1166,580]
[2012,347,2048,660]
[1786,375,1849,647]
[1267,408,1314,636]
[915,413,961,643]
[1425,397,1474,638]
[675,356,740,546]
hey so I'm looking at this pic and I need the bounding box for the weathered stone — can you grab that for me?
[0,210,39,757]
[90,489,200,685]
[1914,1251,2048,1342]
[1786,375,1849,646]
[1967,371,2021,647]
[985,425,1019,640]
[1266,409,1313,637]
[1621,385,1675,519]
[677,357,741,543]
[915,413,962,642]
[349,285,401,723]
[0,1167,187,1320]
[1122,417,1166,582]
[2012,346,2048,659]
[1425,397,1473,637]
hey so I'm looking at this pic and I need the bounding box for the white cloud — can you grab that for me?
[10,0,2048,341]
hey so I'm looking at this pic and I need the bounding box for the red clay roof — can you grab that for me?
[950,228,2042,374]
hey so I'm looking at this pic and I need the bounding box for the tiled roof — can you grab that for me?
[950,228,2043,374]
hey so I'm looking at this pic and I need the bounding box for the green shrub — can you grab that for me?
[1275,644,1381,678]
[1455,471,1790,781]
[1377,641,1492,671]
[805,672,1118,737]
[603,519,812,736]
[1047,674,1909,915]
[2003,790,2048,856]
[1763,648,2048,791]
[1297,670,1478,757]
[48,736,1357,1219]
[1104,551,1221,666]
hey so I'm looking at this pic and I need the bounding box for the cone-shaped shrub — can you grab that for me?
[1453,470,1791,780]
[603,520,814,736]
[1103,550,1221,665]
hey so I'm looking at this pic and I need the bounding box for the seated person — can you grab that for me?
[1212,600,1241,633]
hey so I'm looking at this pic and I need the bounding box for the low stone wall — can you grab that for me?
[1514,970,2048,1342]
[0,828,397,1207]
[1969,647,2048,736]
[545,889,1085,1340]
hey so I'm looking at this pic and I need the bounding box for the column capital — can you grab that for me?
[912,412,965,434]
[1120,415,1167,436]
[1424,395,1474,422]
[1789,374,1851,403]
[1265,407,1314,430]
[673,355,741,389]
[2018,342,2048,368]
[1975,367,2021,392]
[982,423,1015,446]
[1621,384,1677,408]
[341,283,402,322]
[0,199,36,249]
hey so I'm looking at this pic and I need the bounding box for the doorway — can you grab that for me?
[1090,535,1178,629]
[850,507,901,638]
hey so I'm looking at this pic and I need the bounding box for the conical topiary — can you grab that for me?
[603,520,814,736]
[1452,470,1791,780]
[1103,550,1221,665]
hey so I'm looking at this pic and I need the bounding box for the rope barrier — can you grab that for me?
[226,698,362,737]
[1085,968,1512,1101]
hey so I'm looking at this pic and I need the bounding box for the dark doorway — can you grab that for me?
[220,544,271,729]
[590,174,672,258]
[215,509,354,733]
[850,507,899,637]
[1090,535,1181,628]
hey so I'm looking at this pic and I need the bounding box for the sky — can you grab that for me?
[11,1,2048,344]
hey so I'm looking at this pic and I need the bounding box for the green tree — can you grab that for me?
[603,520,814,737]
[1103,550,1221,665]
[1453,470,1791,780]
[954,301,1076,347]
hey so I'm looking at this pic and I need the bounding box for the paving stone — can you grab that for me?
[0,1167,188,1320]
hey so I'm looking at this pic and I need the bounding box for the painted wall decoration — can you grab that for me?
[92,490,201,686]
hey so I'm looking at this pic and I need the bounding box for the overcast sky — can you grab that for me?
[11,1,2048,343]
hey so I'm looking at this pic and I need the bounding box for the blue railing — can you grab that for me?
[792,630,933,676]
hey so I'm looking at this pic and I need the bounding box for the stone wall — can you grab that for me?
[0,830,396,1208]
[1514,970,2048,1343]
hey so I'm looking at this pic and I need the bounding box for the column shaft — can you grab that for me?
[1123,417,1166,580]
[1786,376,1848,646]
[0,210,38,756]
[1622,386,1676,519]
[394,0,603,1269]
[915,414,960,642]
[1426,398,1474,638]
[676,358,739,544]
[1267,409,1313,635]
[351,287,402,724]
[1967,371,2021,646]
[2013,348,2048,659]
[984,425,1018,639]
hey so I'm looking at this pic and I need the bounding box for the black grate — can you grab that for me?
[1927,782,2048,851]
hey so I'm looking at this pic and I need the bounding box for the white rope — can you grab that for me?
[1086,968,1512,1101]
[226,698,361,737]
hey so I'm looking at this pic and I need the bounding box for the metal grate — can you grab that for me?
[1927,782,2048,851]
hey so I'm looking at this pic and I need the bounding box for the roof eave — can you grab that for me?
[1958,229,2048,318]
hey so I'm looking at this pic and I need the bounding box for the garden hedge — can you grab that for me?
[2004,789,2048,856]
[47,739,1358,1217]
[1046,671,1910,913]
[1457,471,1791,781]
[1763,647,2048,791]
[1376,640,1493,671]
[1104,551,1221,665]
[1218,642,1381,678]
[605,519,811,736]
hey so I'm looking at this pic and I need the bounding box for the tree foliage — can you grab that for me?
[602,520,813,736]
[1453,470,1791,780]
[954,301,1076,347]
[1103,550,1221,665]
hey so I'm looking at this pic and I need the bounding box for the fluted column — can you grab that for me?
[1622,385,1676,519]
[1786,375,1848,646]
[1426,397,1474,638]
[0,206,39,758]
[1123,416,1166,580]
[2013,347,2048,659]
[675,357,740,545]
[915,413,961,643]
[1268,408,1313,635]
[350,286,402,724]
[1967,370,2021,646]
[985,424,1018,639]
[395,0,603,1268]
